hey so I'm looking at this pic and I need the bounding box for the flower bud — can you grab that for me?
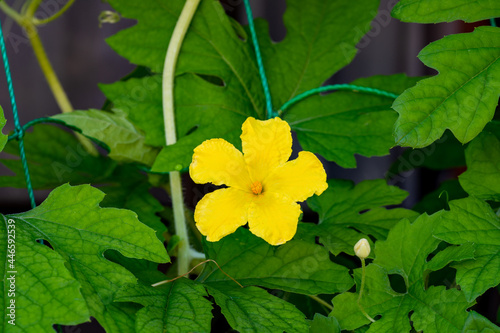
[354,238,370,259]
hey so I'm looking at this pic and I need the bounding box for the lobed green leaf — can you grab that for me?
[206,284,309,333]
[53,109,159,166]
[333,214,472,333]
[3,184,169,332]
[459,129,500,201]
[286,74,422,168]
[307,179,418,256]
[115,280,212,333]
[392,0,500,23]
[0,125,115,189]
[436,197,500,301]
[393,27,500,148]
[200,228,353,295]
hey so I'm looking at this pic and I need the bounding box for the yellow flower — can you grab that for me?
[189,117,328,246]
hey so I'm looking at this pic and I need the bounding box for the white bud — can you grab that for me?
[354,238,370,259]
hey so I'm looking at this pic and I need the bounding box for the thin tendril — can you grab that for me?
[308,295,333,311]
[152,259,243,288]
[33,0,76,25]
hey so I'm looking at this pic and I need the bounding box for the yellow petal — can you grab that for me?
[241,117,292,182]
[264,151,328,202]
[248,193,301,246]
[194,188,252,242]
[190,138,252,190]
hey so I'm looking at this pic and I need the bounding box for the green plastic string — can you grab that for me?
[279,84,400,116]
[7,117,67,141]
[243,0,277,119]
[242,1,398,119]
[0,17,36,209]
[491,18,497,27]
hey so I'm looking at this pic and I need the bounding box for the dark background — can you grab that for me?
[0,0,496,331]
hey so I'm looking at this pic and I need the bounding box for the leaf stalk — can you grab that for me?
[358,258,376,323]
[162,0,202,275]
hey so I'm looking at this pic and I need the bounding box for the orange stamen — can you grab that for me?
[251,181,263,195]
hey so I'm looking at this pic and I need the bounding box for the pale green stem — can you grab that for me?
[308,295,333,311]
[23,22,97,155]
[162,0,201,275]
[24,23,72,112]
[23,0,42,18]
[0,1,24,24]
[33,0,75,25]
[357,258,376,323]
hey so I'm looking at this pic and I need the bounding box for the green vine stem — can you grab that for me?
[0,2,24,24]
[32,0,75,25]
[358,258,376,323]
[0,0,98,156]
[308,295,333,311]
[162,0,202,275]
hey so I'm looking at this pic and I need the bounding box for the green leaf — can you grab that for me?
[7,184,169,332]
[436,197,500,301]
[53,109,159,166]
[459,131,500,201]
[115,280,213,333]
[206,284,309,333]
[0,124,116,189]
[0,215,89,331]
[105,251,167,287]
[426,242,476,271]
[387,130,465,178]
[0,106,7,152]
[101,180,167,242]
[100,76,165,147]
[105,0,384,172]
[200,228,353,295]
[309,314,341,333]
[106,0,264,173]
[332,214,472,332]
[412,180,468,214]
[285,74,422,168]
[307,179,418,256]
[148,74,254,173]
[258,0,381,109]
[463,311,500,332]
[393,26,500,148]
[392,0,500,23]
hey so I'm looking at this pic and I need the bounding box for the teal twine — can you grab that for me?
[279,84,400,116]
[0,18,36,209]
[243,0,276,119]
[7,117,67,142]
[491,18,497,27]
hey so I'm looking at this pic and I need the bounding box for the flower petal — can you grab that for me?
[264,151,328,202]
[194,188,252,242]
[190,138,252,190]
[248,193,301,246]
[241,117,292,182]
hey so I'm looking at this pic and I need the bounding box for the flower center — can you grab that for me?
[251,181,263,195]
